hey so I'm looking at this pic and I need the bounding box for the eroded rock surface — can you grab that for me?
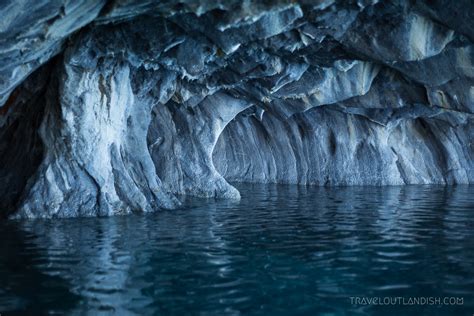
[0,0,107,106]
[0,0,473,218]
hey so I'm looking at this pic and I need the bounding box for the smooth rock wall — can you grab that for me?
[213,108,473,186]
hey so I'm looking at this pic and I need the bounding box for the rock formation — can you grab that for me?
[0,0,473,218]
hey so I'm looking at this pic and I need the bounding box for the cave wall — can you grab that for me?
[0,0,473,218]
[213,66,474,185]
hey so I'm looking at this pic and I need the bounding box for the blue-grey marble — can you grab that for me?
[0,0,472,218]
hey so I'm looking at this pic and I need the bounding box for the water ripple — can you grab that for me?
[0,184,473,315]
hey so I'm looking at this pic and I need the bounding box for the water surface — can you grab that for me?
[1,184,473,315]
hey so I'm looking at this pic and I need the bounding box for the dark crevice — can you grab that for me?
[0,57,60,219]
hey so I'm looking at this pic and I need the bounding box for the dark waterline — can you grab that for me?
[1,184,473,315]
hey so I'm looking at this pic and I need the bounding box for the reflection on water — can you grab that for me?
[1,184,474,315]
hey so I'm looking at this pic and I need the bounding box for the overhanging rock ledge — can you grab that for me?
[0,0,473,218]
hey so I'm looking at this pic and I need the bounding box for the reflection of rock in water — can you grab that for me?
[0,222,81,313]
[3,185,473,314]
[0,1,473,218]
[14,201,236,314]
[16,218,140,314]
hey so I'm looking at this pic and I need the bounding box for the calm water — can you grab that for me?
[1,184,473,315]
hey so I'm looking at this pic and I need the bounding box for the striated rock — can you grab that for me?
[0,0,473,218]
[0,61,52,218]
[12,29,179,218]
[341,2,455,62]
[213,107,474,185]
[0,0,107,107]
[149,93,251,199]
